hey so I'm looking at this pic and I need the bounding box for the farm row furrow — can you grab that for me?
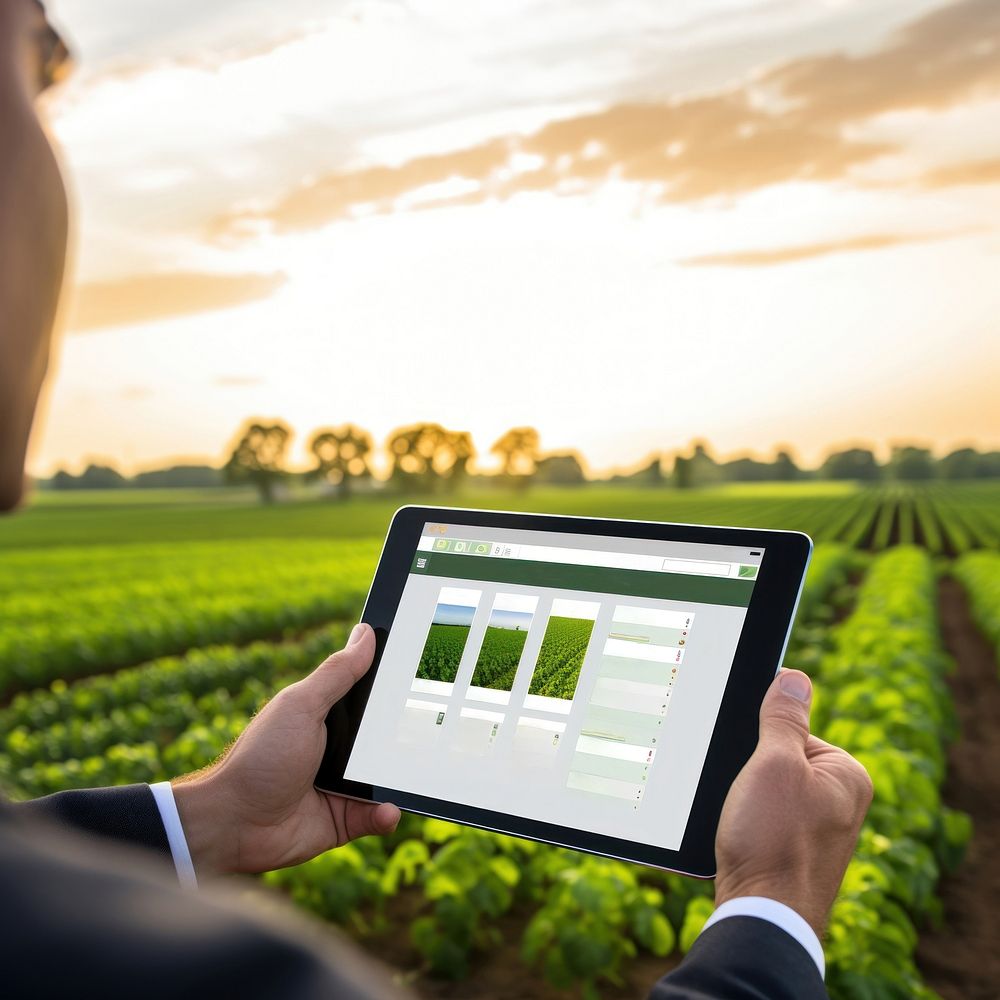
[953,551,1000,667]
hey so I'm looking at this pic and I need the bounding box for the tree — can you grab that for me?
[132,465,223,488]
[46,464,127,490]
[721,457,770,482]
[629,454,664,486]
[534,452,586,485]
[309,425,373,497]
[673,441,721,488]
[439,430,475,492]
[772,449,801,481]
[79,464,127,489]
[672,454,692,489]
[977,451,1000,478]
[224,421,291,503]
[386,423,471,492]
[888,445,934,481]
[691,442,721,485]
[49,469,75,490]
[820,447,881,481]
[938,447,981,480]
[491,427,540,487]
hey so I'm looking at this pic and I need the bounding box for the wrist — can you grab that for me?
[715,876,830,940]
[170,772,239,879]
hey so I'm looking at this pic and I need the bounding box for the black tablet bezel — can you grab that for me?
[315,505,812,877]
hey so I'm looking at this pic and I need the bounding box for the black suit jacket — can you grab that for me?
[5,786,828,999]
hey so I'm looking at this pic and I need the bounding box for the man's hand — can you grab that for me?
[714,669,873,938]
[171,623,401,879]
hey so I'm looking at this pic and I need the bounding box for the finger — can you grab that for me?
[299,623,376,715]
[342,799,401,841]
[757,668,813,754]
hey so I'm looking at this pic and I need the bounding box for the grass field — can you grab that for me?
[2,481,999,999]
[5,481,996,553]
[0,482,866,548]
[527,616,597,700]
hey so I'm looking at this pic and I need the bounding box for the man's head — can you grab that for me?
[0,0,71,510]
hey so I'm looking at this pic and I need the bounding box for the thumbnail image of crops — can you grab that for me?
[528,612,597,700]
[470,600,535,691]
[415,591,479,683]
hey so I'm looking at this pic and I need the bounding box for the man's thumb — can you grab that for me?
[301,623,376,715]
[757,669,813,751]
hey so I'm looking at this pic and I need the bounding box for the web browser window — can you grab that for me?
[345,522,763,851]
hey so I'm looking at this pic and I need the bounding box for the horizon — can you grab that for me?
[29,0,1000,477]
[37,425,993,483]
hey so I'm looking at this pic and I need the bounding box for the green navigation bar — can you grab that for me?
[410,551,753,608]
[430,537,494,556]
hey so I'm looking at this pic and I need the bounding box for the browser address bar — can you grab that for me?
[417,536,744,578]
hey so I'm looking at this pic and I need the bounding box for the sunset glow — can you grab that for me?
[32,0,1000,475]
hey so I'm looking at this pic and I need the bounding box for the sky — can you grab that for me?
[29,0,1000,476]
[433,603,476,628]
[490,609,534,632]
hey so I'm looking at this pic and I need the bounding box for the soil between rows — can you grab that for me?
[916,577,1000,1000]
[360,894,681,1000]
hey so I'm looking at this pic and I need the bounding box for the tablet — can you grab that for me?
[315,506,811,877]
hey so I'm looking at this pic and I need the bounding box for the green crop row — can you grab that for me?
[953,551,1000,667]
[266,814,716,997]
[794,543,861,623]
[470,626,527,690]
[808,547,971,999]
[526,617,594,699]
[415,624,470,683]
[0,624,349,797]
[0,539,376,695]
[797,485,998,555]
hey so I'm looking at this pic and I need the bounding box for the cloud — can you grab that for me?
[763,0,1000,127]
[677,230,966,267]
[67,271,287,332]
[917,157,1000,188]
[215,0,1000,235]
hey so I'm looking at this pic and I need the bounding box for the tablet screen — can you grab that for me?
[345,521,764,852]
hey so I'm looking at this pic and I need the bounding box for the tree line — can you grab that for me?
[42,420,1000,503]
[223,423,553,503]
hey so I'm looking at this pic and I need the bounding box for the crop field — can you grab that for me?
[2,481,998,999]
[0,539,378,697]
[471,626,529,690]
[528,617,598,700]
[416,624,472,683]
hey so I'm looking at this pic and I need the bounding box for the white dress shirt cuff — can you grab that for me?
[148,781,199,889]
[701,896,825,978]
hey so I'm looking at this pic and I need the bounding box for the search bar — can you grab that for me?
[661,558,730,577]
